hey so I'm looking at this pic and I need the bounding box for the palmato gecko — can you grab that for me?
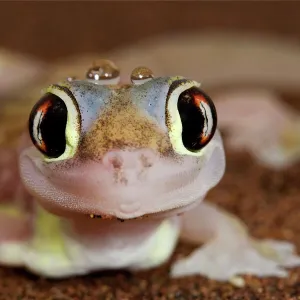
[0,60,299,287]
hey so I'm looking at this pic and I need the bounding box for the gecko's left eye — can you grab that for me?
[166,80,217,156]
[29,85,81,162]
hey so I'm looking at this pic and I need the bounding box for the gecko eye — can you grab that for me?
[29,85,81,162]
[166,80,217,155]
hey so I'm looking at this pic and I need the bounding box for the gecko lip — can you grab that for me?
[86,201,200,221]
[89,214,126,222]
[88,213,147,221]
[19,135,224,221]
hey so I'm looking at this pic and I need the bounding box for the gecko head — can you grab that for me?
[19,62,225,220]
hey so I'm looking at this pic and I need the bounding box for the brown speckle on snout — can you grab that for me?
[79,92,171,160]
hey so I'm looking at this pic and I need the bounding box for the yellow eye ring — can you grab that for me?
[166,79,217,156]
[29,84,81,162]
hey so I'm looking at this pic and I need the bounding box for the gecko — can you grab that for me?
[0,59,299,285]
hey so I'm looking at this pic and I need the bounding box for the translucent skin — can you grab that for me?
[214,89,300,169]
[1,75,299,283]
[19,78,225,220]
[20,134,224,220]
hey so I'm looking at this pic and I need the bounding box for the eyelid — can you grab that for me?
[165,79,204,156]
[40,84,82,162]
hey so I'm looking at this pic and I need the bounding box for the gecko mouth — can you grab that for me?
[86,200,200,222]
[88,213,149,222]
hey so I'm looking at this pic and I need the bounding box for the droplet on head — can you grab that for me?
[67,76,77,82]
[86,59,120,85]
[131,66,154,85]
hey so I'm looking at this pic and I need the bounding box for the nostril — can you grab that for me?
[102,149,157,171]
[140,149,156,168]
[140,154,153,168]
[102,152,123,170]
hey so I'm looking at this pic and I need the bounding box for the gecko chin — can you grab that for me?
[19,145,223,220]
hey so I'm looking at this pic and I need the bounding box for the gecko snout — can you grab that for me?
[102,149,157,173]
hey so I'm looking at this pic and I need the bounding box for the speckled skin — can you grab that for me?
[0,75,299,284]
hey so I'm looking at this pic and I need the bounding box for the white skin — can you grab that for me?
[0,72,300,286]
[213,89,300,169]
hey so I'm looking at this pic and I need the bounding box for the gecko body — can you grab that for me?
[0,61,299,283]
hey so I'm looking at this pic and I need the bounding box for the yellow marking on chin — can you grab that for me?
[0,204,71,269]
[32,205,66,255]
[25,205,85,275]
[147,219,179,267]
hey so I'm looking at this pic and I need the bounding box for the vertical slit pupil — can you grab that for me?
[29,93,68,158]
[177,87,217,152]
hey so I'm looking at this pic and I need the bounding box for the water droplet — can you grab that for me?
[66,76,76,82]
[86,59,120,85]
[131,66,153,85]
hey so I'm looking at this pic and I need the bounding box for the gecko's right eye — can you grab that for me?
[165,79,217,156]
[29,85,81,162]
[178,87,217,152]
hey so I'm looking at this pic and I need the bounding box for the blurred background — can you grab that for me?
[0,2,300,61]
[1,2,300,101]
